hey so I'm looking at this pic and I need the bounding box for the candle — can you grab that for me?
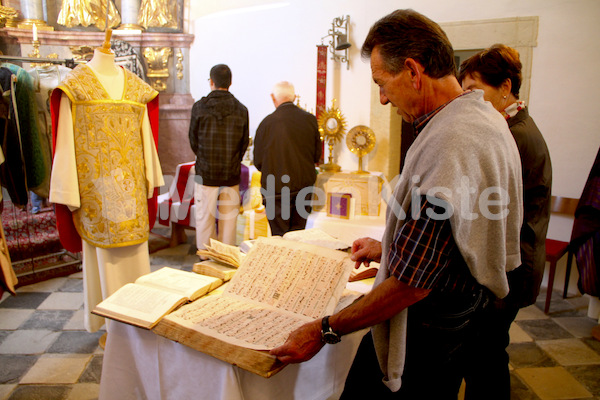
[32,24,38,42]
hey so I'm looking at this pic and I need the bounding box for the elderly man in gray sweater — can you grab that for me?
[271,9,523,399]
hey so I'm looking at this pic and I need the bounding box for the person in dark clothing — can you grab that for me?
[253,81,322,236]
[459,44,553,399]
[188,64,249,250]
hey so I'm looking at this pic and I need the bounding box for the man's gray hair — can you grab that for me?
[272,81,296,103]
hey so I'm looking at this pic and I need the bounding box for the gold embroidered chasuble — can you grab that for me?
[57,65,158,248]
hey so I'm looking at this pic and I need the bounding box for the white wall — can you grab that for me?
[186,0,600,242]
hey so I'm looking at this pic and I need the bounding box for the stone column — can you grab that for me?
[119,0,144,30]
[17,0,51,29]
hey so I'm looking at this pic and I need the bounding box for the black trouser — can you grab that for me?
[462,300,519,400]
[263,193,311,236]
[341,286,492,399]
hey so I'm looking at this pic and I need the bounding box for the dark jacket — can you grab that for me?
[189,90,249,187]
[253,102,322,194]
[505,107,553,307]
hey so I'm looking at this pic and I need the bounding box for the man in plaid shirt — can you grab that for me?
[271,9,523,399]
[189,64,249,251]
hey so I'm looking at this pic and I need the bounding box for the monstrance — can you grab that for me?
[318,100,347,172]
[346,125,376,174]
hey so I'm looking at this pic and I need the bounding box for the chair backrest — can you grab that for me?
[550,196,579,216]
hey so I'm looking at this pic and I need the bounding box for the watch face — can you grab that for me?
[323,331,341,344]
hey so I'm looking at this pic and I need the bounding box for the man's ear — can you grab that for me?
[404,58,423,90]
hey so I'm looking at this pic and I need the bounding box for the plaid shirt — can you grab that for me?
[388,198,479,294]
[189,90,249,187]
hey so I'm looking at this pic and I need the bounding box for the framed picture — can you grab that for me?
[326,193,354,219]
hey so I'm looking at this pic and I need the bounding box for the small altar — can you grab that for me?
[309,170,387,246]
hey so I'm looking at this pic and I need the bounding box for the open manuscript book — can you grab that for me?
[92,267,223,329]
[153,236,355,378]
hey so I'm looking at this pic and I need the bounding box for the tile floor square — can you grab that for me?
[19,310,75,331]
[38,292,83,311]
[63,309,86,331]
[7,384,71,399]
[0,330,61,355]
[0,355,39,384]
[516,366,593,399]
[0,384,16,399]
[0,292,50,309]
[508,342,557,368]
[565,364,600,397]
[20,354,92,384]
[59,278,84,293]
[517,319,574,341]
[536,338,600,366]
[0,309,34,330]
[66,383,100,400]
[553,316,598,338]
[516,304,549,321]
[48,331,104,354]
[509,321,534,343]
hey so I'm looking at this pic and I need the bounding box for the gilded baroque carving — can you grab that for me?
[57,0,121,30]
[143,47,172,92]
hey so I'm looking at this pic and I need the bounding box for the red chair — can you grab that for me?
[544,196,579,313]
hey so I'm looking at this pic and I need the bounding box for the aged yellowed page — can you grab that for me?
[160,237,353,350]
[197,238,245,267]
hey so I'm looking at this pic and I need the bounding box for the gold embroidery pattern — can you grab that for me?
[58,66,158,248]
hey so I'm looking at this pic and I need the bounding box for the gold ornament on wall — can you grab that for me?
[138,0,178,29]
[175,49,183,80]
[0,5,19,28]
[143,47,172,92]
[318,99,347,172]
[57,0,121,30]
[346,125,376,174]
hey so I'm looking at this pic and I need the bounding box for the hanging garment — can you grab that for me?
[1,63,46,194]
[28,65,72,199]
[0,67,27,207]
[0,119,17,295]
[50,64,161,250]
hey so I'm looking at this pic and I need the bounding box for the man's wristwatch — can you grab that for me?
[321,315,341,344]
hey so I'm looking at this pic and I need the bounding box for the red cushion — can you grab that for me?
[545,238,569,259]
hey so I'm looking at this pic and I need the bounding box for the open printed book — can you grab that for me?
[153,236,354,377]
[92,267,223,329]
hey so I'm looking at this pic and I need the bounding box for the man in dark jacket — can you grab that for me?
[189,64,249,250]
[253,81,322,236]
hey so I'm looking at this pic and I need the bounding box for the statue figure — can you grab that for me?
[138,0,178,29]
[57,0,121,30]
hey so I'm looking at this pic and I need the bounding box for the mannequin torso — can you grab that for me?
[86,48,124,99]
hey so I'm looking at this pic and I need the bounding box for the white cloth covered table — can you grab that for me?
[99,321,367,400]
[306,211,386,247]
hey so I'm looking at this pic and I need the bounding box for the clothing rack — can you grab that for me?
[0,55,78,68]
[0,58,82,287]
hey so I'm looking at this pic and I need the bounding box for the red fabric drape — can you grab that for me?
[316,45,328,163]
